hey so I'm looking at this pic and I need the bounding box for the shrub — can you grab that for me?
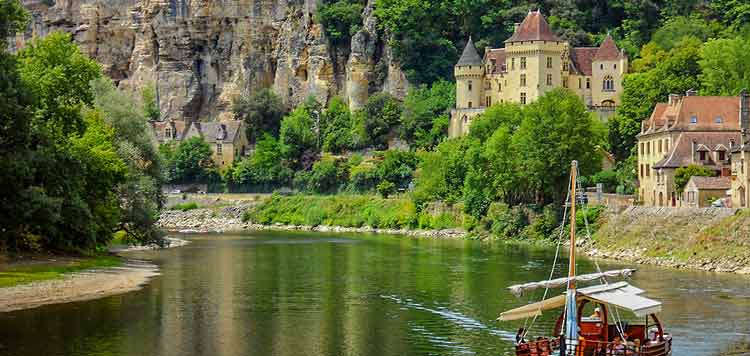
[171,202,199,212]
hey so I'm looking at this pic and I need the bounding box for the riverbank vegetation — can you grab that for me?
[0,255,122,288]
[0,2,163,253]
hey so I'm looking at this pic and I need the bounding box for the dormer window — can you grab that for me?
[614,64,617,69]
[690,116,698,124]
[699,151,707,160]
[165,128,172,139]
[600,64,604,70]
[715,116,723,124]
[718,151,726,161]
[586,78,591,89]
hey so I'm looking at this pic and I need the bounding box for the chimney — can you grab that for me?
[514,23,521,32]
[685,89,697,97]
[668,94,681,106]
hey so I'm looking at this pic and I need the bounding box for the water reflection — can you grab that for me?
[0,231,748,356]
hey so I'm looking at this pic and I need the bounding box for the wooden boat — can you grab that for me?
[498,161,672,356]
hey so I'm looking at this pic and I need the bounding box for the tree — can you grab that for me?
[232,88,286,143]
[0,0,28,41]
[511,88,605,203]
[317,0,365,46]
[228,133,292,189]
[321,97,353,153]
[141,83,160,121]
[400,80,455,149]
[308,155,347,193]
[169,137,216,183]
[279,105,318,168]
[699,35,750,96]
[357,92,402,149]
[412,137,473,205]
[90,78,165,245]
[674,164,716,194]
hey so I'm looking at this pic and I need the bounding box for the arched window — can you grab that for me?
[603,75,614,91]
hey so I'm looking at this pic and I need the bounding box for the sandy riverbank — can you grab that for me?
[0,259,159,313]
[0,237,189,313]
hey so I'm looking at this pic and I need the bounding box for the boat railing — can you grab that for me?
[514,336,671,356]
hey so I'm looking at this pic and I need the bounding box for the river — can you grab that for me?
[1,231,748,356]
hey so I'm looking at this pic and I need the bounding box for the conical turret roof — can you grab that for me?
[457,37,482,66]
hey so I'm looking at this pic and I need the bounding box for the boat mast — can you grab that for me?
[564,160,579,356]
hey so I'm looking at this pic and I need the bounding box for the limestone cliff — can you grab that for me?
[17,0,409,121]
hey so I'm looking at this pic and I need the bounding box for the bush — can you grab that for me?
[482,203,528,238]
[377,181,396,198]
[171,202,199,212]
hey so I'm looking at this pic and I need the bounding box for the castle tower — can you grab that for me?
[504,10,567,104]
[449,37,485,137]
[455,37,484,110]
[591,36,628,112]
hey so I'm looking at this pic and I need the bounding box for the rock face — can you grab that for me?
[17,0,409,121]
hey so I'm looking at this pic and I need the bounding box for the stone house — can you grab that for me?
[637,91,745,207]
[449,10,628,137]
[183,121,249,168]
[683,176,731,208]
[151,120,250,168]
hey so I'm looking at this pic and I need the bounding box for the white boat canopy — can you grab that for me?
[507,269,636,297]
[498,282,662,321]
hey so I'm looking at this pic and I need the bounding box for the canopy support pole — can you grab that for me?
[564,161,579,356]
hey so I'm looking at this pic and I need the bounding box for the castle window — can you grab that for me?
[563,62,568,71]
[614,64,617,69]
[165,128,172,139]
[520,74,527,87]
[511,58,515,70]
[640,143,644,156]
[603,75,614,91]
[586,78,591,89]
[640,164,644,178]
[546,57,552,68]
[690,116,697,124]
[546,74,553,86]
[658,140,662,153]
[600,64,604,70]
[578,78,582,89]
[520,92,527,105]
[216,143,223,155]
[498,82,502,92]
[486,96,492,107]
[646,164,650,177]
[468,101,473,108]
[520,57,527,69]
[468,80,473,91]
[563,78,568,88]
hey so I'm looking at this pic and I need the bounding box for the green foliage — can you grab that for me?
[245,194,441,229]
[412,137,472,205]
[141,83,160,121]
[321,97,353,153]
[377,180,396,198]
[232,88,286,143]
[0,255,122,288]
[317,0,365,46]
[400,80,455,149]
[227,133,292,190]
[280,105,319,168]
[0,0,28,44]
[374,150,418,190]
[699,35,750,96]
[674,164,716,194]
[357,93,402,149]
[171,202,199,212]
[307,155,348,194]
[168,137,217,184]
[481,203,528,238]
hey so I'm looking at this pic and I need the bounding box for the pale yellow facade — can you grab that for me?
[731,149,749,208]
[450,11,628,138]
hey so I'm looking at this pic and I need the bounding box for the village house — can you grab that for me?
[637,90,746,207]
[449,10,628,137]
[683,176,731,208]
[730,90,750,208]
[150,119,250,168]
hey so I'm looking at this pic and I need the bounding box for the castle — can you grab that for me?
[449,11,629,137]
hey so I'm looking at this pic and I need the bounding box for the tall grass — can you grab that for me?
[244,194,462,230]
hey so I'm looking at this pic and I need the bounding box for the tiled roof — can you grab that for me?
[594,36,623,61]
[688,176,731,191]
[569,47,597,76]
[641,96,741,135]
[485,48,506,74]
[505,10,561,43]
[151,120,189,142]
[186,121,244,144]
[654,131,741,169]
[457,37,482,66]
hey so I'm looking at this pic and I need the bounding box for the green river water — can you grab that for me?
[0,231,748,356]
